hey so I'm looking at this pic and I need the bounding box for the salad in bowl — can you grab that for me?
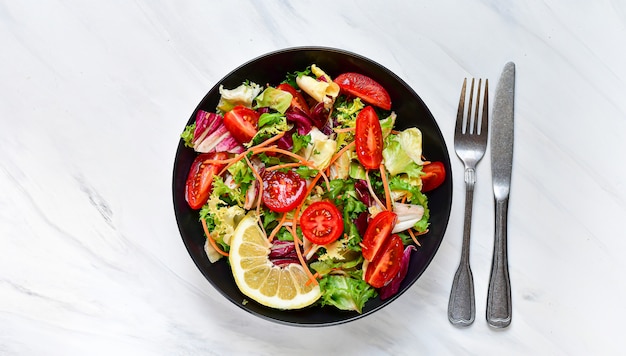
[172,48,452,326]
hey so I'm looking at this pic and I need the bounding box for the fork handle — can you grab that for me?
[486,197,512,328]
[448,168,476,326]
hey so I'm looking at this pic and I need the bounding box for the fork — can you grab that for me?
[448,78,489,326]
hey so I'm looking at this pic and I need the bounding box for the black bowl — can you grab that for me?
[172,47,452,326]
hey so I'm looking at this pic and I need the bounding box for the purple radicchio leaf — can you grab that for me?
[309,102,330,132]
[275,129,294,151]
[379,245,418,300]
[193,110,245,153]
[193,110,223,146]
[269,240,299,267]
[354,179,373,206]
[257,107,271,115]
[354,211,369,238]
[213,133,245,153]
[285,107,313,135]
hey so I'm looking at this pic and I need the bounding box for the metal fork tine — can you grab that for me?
[455,78,467,137]
[481,79,489,136]
[466,78,475,134]
[473,79,482,135]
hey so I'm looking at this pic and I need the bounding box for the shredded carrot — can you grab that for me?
[201,156,242,165]
[241,131,286,155]
[254,131,286,148]
[264,162,302,171]
[244,155,265,222]
[327,141,355,169]
[391,130,402,135]
[305,272,321,286]
[201,218,229,257]
[303,243,316,258]
[318,168,331,191]
[218,150,251,176]
[408,228,421,247]
[251,146,311,164]
[215,132,288,176]
[287,225,318,286]
[267,213,288,242]
[379,164,392,212]
[416,228,429,236]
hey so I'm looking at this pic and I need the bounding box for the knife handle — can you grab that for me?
[487,197,512,328]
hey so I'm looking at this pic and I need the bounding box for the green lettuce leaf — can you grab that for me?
[382,128,425,176]
[255,87,292,114]
[379,112,396,138]
[291,132,311,153]
[326,179,367,249]
[217,82,262,113]
[317,275,377,313]
[251,113,292,146]
[181,123,195,148]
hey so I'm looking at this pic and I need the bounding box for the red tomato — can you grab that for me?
[365,234,404,288]
[355,106,383,170]
[262,169,307,213]
[334,72,391,110]
[185,152,228,210]
[277,83,310,113]
[421,161,446,192]
[300,201,344,245]
[360,211,397,261]
[223,105,260,144]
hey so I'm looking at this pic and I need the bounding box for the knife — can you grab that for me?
[487,62,515,328]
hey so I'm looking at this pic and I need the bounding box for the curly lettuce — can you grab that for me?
[317,274,377,313]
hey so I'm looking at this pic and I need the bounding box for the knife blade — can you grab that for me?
[487,61,515,328]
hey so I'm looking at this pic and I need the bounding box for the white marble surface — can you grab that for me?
[2,0,626,354]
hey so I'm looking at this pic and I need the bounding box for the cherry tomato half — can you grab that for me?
[223,105,260,144]
[334,72,391,110]
[277,83,310,113]
[421,161,446,192]
[262,169,307,213]
[365,234,404,288]
[300,201,344,245]
[355,106,383,170]
[360,211,397,261]
[185,152,228,210]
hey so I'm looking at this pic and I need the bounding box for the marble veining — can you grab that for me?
[1,0,626,355]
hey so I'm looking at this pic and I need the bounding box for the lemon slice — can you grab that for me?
[229,213,321,309]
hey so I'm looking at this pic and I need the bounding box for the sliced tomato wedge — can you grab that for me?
[355,106,383,170]
[300,201,344,245]
[334,72,391,110]
[223,105,260,144]
[365,234,404,288]
[185,152,228,210]
[277,83,310,113]
[421,161,446,192]
[360,211,397,261]
[262,169,307,213]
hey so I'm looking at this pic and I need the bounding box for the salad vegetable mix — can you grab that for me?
[180,64,446,312]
